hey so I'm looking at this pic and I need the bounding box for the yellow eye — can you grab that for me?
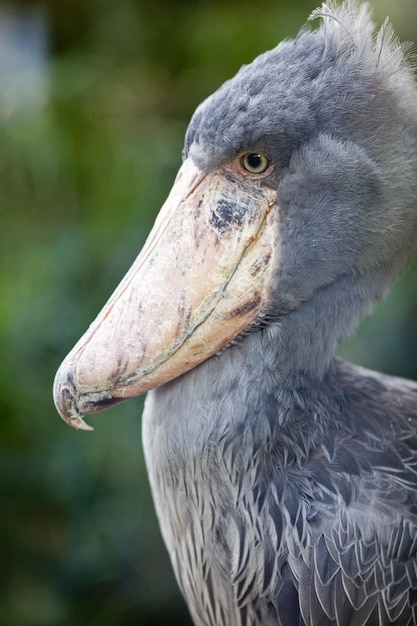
[241,153,270,174]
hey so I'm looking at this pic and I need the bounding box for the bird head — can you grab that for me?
[53,2,417,430]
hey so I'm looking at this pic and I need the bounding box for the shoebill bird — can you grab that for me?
[54,2,417,624]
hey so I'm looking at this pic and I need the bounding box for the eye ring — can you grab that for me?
[241,153,270,175]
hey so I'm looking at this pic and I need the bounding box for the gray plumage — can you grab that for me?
[142,3,417,625]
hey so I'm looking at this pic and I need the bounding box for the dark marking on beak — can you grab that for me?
[227,296,262,318]
[250,253,272,277]
[79,391,124,414]
[210,199,237,232]
[210,198,249,233]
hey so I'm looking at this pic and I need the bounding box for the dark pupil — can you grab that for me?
[247,154,262,169]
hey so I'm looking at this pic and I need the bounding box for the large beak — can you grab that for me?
[53,158,278,430]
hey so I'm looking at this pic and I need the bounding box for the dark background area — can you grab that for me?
[1,0,416,624]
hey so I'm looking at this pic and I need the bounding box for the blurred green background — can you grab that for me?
[1,0,416,624]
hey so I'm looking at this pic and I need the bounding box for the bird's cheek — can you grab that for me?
[53,157,279,430]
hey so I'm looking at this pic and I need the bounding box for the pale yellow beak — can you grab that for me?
[53,157,278,430]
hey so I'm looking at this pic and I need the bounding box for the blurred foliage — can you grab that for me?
[1,0,416,624]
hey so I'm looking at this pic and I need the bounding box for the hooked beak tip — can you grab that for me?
[53,371,94,432]
[68,415,94,432]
